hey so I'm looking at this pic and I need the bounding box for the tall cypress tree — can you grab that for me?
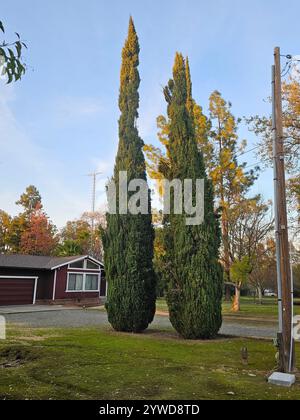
[165,53,223,339]
[102,18,156,333]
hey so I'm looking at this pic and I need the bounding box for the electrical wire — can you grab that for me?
[236,145,260,158]
[281,61,291,76]
[282,64,292,78]
[279,55,300,78]
[243,162,262,170]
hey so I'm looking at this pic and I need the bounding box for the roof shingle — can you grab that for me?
[0,255,89,270]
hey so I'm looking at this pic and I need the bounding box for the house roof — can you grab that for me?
[0,254,103,270]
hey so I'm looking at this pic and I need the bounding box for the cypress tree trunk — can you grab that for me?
[102,17,156,333]
[165,53,223,339]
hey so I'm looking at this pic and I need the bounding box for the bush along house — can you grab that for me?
[0,254,106,307]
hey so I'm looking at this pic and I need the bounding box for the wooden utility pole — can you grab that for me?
[273,47,295,372]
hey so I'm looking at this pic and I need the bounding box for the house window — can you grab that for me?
[69,260,84,269]
[67,274,83,291]
[67,273,99,292]
[85,274,99,291]
[68,259,100,270]
[86,260,99,270]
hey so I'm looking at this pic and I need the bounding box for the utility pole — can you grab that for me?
[87,171,102,255]
[87,171,102,231]
[273,47,295,373]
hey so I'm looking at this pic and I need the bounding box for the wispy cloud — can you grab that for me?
[56,96,104,121]
[0,86,90,227]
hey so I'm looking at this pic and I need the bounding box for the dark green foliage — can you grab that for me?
[164,53,223,339]
[0,20,27,83]
[102,18,156,333]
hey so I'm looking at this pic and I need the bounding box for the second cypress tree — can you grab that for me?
[164,53,223,339]
[102,18,156,333]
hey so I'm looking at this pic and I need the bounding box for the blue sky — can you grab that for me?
[1,0,299,227]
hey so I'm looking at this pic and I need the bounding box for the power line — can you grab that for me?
[282,63,292,78]
[281,60,291,76]
[236,145,260,158]
[279,54,300,78]
[243,161,262,170]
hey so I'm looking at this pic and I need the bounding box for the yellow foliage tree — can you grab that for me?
[209,91,257,287]
[145,67,257,303]
[247,72,300,230]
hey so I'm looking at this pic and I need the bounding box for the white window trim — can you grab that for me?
[51,255,104,271]
[66,272,100,293]
[52,269,57,301]
[68,259,101,272]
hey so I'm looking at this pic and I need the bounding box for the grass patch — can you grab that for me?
[157,297,300,320]
[0,326,300,400]
[223,297,300,319]
[0,346,40,369]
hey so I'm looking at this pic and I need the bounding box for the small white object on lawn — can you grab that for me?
[268,372,296,388]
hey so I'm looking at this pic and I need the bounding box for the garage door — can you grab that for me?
[0,278,35,306]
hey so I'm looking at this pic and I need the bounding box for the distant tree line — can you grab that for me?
[0,185,105,260]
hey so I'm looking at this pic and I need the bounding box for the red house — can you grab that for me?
[0,254,106,307]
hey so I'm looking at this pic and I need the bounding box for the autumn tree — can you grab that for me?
[16,185,42,217]
[56,212,105,260]
[57,219,91,257]
[81,211,106,260]
[249,239,277,302]
[101,18,156,333]
[247,71,300,231]
[209,91,258,291]
[0,186,43,253]
[0,210,11,253]
[20,204,57,256]
[227,196,274,310]
[14,186,43,252]
[230,257,252,312]
[4,214,27,253]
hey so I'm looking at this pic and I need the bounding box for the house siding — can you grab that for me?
[54,265,101,301]
[0,256,106,306]
[0,267,53,300]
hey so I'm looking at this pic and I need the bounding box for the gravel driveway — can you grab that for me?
[3,309,277,339]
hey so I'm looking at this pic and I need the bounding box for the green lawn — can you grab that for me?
[156,297,300,320]
[0,325,300,400]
